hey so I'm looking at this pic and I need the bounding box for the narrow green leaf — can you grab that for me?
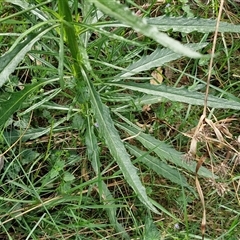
[89,0,203,58]
[147,15,240,33]
[118,43,208,78]
[85,116,102,175]
[150,198,179,221]
[133,95,164,110]
[0,77,59,129]
[110,82,240,110]
[58,0,83,80]
[85,120,129,239]
[0,26,56,88]
[0,81,42,127]
[19,88,62,115]
[82,70,159,214]
[4,0,50,22]
[100,182,130,239]
[126,143,193,191]
[116,123,217,179]
[26,117,68,140]
[58,0,77,59]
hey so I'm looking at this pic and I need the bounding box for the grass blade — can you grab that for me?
[85,120,130,239]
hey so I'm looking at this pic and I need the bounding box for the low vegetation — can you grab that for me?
[0,0,239,239]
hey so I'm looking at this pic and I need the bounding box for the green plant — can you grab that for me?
[0,0,239,239]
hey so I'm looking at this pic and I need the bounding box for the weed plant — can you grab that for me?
[0,0,239,239]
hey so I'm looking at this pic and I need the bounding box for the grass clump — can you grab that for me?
[0,0,239,239]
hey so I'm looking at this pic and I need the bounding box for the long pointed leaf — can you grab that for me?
[0,79,56,126]
[147,15,240,33]
[0,80,55,127]
[118,43,208,78]
[4,0,49,22]
[126,143,193,191]
[82,70,159,214]
[110,82,240,110]
[0,26,56,88]
[89,0,203,58]
[116,123,217,179]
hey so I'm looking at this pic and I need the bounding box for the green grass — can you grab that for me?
[0,0,240,239]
